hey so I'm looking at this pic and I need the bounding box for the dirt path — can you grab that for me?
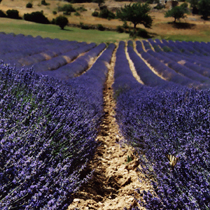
[68,44,152,210]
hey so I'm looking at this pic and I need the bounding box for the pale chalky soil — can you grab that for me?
[68,44,153,210]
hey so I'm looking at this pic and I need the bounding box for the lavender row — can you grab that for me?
[151,39,210,60]
[66,43,116,119]
[136,41,206,89]
[39,43,106,80]
[161,51,210,79]
[114,41,210,209]
[127,42,172,88]
[147,50,210,85]
[115,83,210,209]
[19,42,87,68]
[113,41,141,93]
[0,61,104,209]
[32,42,96,73]
[149,40,210,79]
[0,33,84,67]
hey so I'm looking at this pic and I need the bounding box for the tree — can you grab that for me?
[188,0,199,14]
[198,0,210,19]
[24,11,50,24]
[116,3,152,31]
[55,15,68,30]
[165,6,188,22]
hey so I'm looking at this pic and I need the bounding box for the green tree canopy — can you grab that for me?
[55,15,69,30]
[165,5,188,22]
[116,3,152,30]
[198,0,210,19]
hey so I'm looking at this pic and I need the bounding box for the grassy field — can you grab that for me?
[0,18,130,43]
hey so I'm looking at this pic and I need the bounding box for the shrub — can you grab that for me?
[80,22,89,29]
[58,4,76,13]
[51,18,55,24]
[116,25,124,33]
[0,10,6,17]
[97,24,105,31]
[26,2,33,8]
[92,11,99,17]
[99,8,115,19]
[53,10,57,15]
[76,6,87,12]
[136,28,150,38]
[6,9,20,19]
[129,28,149,38]
[41,0,49,5]
[123,21,129,29]
[63,11,71,15]
[74,11,80,16]
[55,15,69,29]
[24,11,50,24]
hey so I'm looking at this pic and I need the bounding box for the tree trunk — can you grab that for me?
[134,23,137,32]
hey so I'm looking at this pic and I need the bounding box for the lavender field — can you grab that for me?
[0,32,210,209]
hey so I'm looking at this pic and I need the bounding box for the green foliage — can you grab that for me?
[198,0,210,19]
[126,155,133,163]
[51,18,55,24]
[24,11,50,24]
[162,46,172,52]
[154,3,165,10]
[180,2,189,10]
[52,10,57,15]
[189,0,199,7]
[116,25,124,33]
[80,22,90,29]
[97,24,105,31]
[0,10,6,17]
[117,3,152,30]
[41,0,50,5]
[26,2,33,8]
[146,0,159,4]
[123,21,129,29]
[63,11,71,15]
[74,11,80,16]
[165,5,188,22]
[58,4,76,13]
[129,28,150,38]
[55,15,69,30]
[76,6,87,12]
[188,0,199,14]
[99,8,115,19]
[92,11,99,17]
[6,9,20,19]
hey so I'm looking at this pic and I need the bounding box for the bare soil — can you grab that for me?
[67,44,153,210]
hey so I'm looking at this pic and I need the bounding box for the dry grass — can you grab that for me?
[1,0,210,41]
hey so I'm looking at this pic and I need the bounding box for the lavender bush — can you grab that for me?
[0,62,102,209]
[115,80,210,209]
[40,43,106,80]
